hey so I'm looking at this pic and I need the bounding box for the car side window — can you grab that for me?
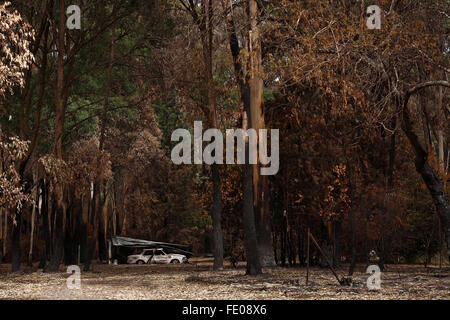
[155,250,164,255]
[144,250,153,255]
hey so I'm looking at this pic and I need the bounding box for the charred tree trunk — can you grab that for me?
[70,197,82,265]
[84,184,99,271]
[11,209,21,272]
[280,225,286,267]
[28,188,37,266]
[63,197,77,266]
[2,210,6,263]
[380,120,396,270]
[38,181,50,269]
[79,194,89,264]
[402,83,450,259]
[256,175,276,267]
[298,228,305,266]
[97,199,107,263]
[64,228,74,265]
[346,164,356,276]
[211,163,224,270]
[243,160,262,275]
[333,220,342,268]
[44,203,64,272]
[273,232,278,265]
[226,0,261,274]
[248,0,276,268]
[27,172,39,267]
[0,209,3,265]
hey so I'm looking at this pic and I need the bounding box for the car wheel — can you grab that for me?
[170,259,180,264]
[136,260,145,265]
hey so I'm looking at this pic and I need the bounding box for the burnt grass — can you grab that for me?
[0,259,448,299]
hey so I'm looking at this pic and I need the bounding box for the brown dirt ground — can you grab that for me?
[0,259,448,300]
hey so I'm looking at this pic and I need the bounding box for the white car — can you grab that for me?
[127,248,187,265]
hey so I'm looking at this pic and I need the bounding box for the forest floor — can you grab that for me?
[0,259,448,300]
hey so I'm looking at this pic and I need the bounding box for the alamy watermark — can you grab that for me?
[171,121,279,176]
[66,265,81,290]
[65,3,381,31]
[366,5,381,30]
[66,5,81,30]
[366,265,382,290]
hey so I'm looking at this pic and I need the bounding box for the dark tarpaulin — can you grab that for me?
[111,236,193,256]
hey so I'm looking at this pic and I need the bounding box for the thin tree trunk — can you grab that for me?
[11,209,21,272]
[280,223,286,267]
[0,160,3,264]
[211,163,224,270]
[2,210,6,262]
[38,181,49,269]
[241,104,261,275]
[256,175,276,266]
[28,177,38,266]
[0,208,3,264]
[55,0,65,159]
[297,226,305,266]
[79,194,89,264]
[347,164,356,277]
[333,220,341,268]
[84,183,99,271]
[243,160,262,275]
[437,85,445,175]
[44,201,64,272]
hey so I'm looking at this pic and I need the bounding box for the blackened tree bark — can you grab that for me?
[11,209,21,272]
[28,176,38,266]
[243,160,262,275]
[0,209,3,265]
[255,175,276,267]
[248,0,276,268]
[280,224,286,267]
[211,163,224,270]
[44,203,64,272]
[63,195,78,266]
[38,181,50,269]
[401,81,450,259]
[346,163,356,276]
[333,220,342,268]
[225,0,261,274]
[297,226,305,266]
[64,221,74,265]
[84,184,99,271]
[79,194,89,264]
[97,207,107,263]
